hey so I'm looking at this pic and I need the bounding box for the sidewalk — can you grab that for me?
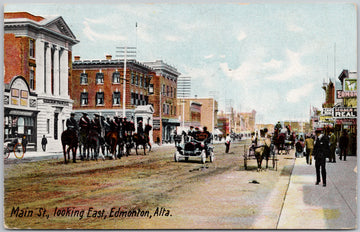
[277,155,357,229]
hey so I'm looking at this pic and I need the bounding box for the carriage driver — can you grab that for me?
[66,113,79,132]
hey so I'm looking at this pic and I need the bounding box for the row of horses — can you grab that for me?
[61,126,151,164]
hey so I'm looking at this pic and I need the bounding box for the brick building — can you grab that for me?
[71,55,155,140]
[4,12,78,151]
[144,60,180,144]
[177,97,218,133]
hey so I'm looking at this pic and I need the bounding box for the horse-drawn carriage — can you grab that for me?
[174,132,214,164]
[243,138,277,171]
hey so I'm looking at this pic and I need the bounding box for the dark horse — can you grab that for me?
[253,137,271,171]
[132,124,152,156]
[273,129,286,155]
[61,129,78,164]
[87,129,103,161]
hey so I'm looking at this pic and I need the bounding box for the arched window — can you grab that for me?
[18,117,24,134]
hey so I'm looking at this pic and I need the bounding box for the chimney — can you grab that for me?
[74,56,80,61]
[106,55,112,60]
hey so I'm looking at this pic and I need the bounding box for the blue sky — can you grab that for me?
[4,3,357,124]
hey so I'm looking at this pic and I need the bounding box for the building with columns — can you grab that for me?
[4,12,79,151]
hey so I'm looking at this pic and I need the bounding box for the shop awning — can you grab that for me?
[162,118,180,126]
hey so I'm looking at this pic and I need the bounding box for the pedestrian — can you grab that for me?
[329,129,337,163]
[21,135,28,153]
[339,130,349,161]
[41,135,48,152]
[225,134,231,153]
[305,134,314,165]
[313,129,330,187]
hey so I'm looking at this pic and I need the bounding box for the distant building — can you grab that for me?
[176,97,218,133]
[144,60,181,144]
[4,12,79,151]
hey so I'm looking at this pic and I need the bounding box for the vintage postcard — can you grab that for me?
[2,2,358,230]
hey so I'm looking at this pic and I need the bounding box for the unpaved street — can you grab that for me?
[4,141,295,229]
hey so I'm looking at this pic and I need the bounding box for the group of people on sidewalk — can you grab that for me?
[300,128,353,187]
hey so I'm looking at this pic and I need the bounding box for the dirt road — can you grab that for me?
[4,141,295,229]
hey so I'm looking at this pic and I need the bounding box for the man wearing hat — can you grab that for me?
[79,112,90,132]
[137,120,144,137]
[92,114,102,135]
[66,113,79,132]
[313,128,330,187]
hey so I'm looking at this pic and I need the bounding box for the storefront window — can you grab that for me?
[18,117,24,134]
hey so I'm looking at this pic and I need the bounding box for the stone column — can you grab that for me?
[45,42,52,95]
[53,45,60,96]
[60,48,69,97]
[35,39,44,94]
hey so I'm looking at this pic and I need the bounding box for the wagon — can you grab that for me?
[243,143,277,171]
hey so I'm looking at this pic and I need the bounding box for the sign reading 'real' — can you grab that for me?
[333,107,357,118]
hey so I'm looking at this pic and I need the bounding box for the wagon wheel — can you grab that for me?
[14,143,24,159]
[4,146,10,159]
[244,152,248,170]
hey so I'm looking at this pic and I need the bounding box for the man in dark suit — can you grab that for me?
[313,129,330,187]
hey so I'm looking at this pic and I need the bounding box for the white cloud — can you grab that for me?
[286,83,315,103]
[204,54,214,59]
[237,30,247,41]
[82,21,127,42]
[220,55,226,58]
[165,35,183,42]
[287,24,304,32]
[265,49,308,81]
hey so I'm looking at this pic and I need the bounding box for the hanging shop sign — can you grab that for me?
[333,107,357,118]
[344,79,357,91]
[336,90,357,99]
[321,108,333,116]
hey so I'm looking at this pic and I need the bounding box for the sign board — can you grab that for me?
[336,90,357,99]
[320,116,334,122]
[344,79,357,91]
[321,108,333,116]
[333,107,357,118]
[336,118,357,125]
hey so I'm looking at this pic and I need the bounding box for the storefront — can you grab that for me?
[4,76,39,150]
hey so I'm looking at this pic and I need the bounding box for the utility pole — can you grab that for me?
[209,91,218,134]
[116,46,136,118]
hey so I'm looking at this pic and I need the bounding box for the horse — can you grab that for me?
[273,129,286,155]
[105,131,118,159]
[87,129,103,161]
[61,129,78,164]
[78,129,89,161]
[254,137,271,171]
[132,133,151,156]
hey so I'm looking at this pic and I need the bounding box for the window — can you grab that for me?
[162,84,165,95]
[144,76,149,88]
[144,96,149,105]
[112,72,120,83]
[131,91,134,105]
[167,86,169,97]
[96,92,104,105]
[113,91,120,105]
[96,73,104,84]
[131,73,135,84]
[170,87,173,97]
[140,94,143,105]
[80,92,88,106]
[30,70,35,90]
[80,73,88,84]
[47,119,50,134]
[136,74,139,86]
[140,76,143,87]
[29,39,35,58]
[135,93,139,105]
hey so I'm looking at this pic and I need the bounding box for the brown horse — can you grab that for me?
[105,131,119,159]
[61,129,78,164]
[133,133,151,156]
